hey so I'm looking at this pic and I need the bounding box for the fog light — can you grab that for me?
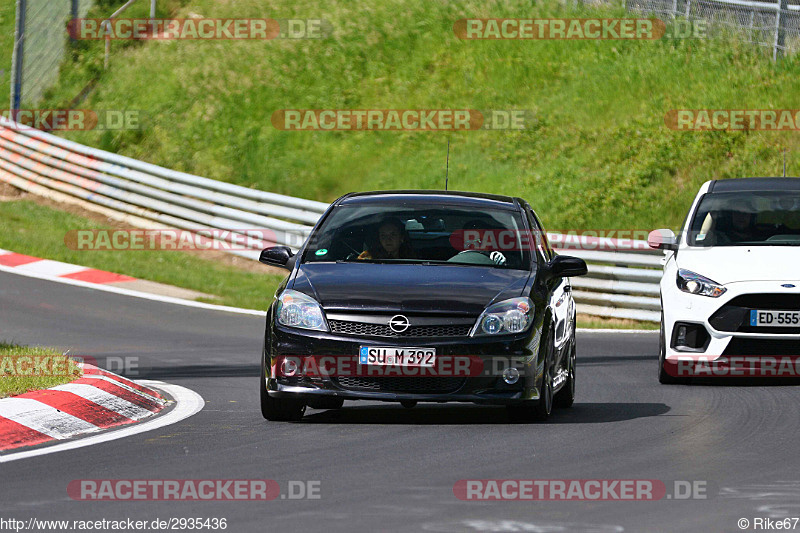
[281,358,299,377]
[502,367,520,385]
[671,322,710,352]
[676,326,687,346]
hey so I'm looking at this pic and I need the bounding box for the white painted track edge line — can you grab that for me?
[0,381,205,463]
[0,263,266,317]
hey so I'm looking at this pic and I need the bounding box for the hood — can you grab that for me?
[291,263,530,315]
[677,246,800,285]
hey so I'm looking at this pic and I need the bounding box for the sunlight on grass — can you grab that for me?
[0,342,82,399]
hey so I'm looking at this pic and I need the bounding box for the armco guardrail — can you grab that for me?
[0,118,662,322]
[560,247,663,323]
[0,117,327,260]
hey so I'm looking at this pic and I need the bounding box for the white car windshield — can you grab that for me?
[687,191,800,246]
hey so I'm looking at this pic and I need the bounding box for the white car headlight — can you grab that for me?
[676,269,726,298]
[471,297,535,337]
[276,289,328,331]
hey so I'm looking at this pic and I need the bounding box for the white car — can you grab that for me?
[648,178,800,383]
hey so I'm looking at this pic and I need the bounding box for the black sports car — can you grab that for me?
[259,191,587,421]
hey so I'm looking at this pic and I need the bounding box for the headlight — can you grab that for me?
[471,297,535,337]
[276,289,328,331]
[676,269,726,298]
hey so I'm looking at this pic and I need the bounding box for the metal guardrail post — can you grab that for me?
[103,0,141,70]
[774,0,788,60]
[104,26,111,70]
[10,0,26,114]
[70,0,79,41]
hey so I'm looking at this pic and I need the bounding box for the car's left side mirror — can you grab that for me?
[547,255,588,278]
[259,246,296,270]
[647,229,678,251]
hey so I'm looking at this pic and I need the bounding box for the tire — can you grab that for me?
[531,356,554,420]
[260,356,306,421]
[400,400,417,409]
[554,340,576,408]
[507,326,554,422]
[658,311,686,384]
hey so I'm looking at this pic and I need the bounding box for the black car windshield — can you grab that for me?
[302,203,534,269]
[687,191,800,246]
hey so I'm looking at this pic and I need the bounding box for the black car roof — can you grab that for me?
[708,177,800,193]
[336,190,519,210]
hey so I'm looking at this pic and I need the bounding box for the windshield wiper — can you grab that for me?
[335,258,417,264]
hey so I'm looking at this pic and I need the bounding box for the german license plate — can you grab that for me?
[359,346,436,367]
[750,310,800,327]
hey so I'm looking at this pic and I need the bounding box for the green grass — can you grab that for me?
[0,200,286,310]
[0,0,17,103]
[0,342,81,398]
[577,318,659,330]
[34,0,800,233]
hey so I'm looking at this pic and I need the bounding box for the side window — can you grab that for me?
[525,208,553,262]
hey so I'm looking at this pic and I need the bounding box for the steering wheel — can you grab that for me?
[448,250,506,265]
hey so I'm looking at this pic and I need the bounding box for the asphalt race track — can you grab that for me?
[2,269,800,532]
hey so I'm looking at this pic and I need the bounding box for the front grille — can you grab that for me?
[711,294,800,334]
[723,338,800,356]
[725,294,800,310]
[328,320,471,338]
[333,376,466,393]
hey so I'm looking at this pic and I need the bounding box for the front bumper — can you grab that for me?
[265,325,543,405]
[662,280,800,360]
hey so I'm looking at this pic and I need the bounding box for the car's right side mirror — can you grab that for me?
[547,255,588,278]
[648,229,679,251]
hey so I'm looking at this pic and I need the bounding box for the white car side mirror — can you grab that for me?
[648,229,678,251]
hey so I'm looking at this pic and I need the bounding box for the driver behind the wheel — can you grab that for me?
[724,198,760,243]
[358,217,414,260]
